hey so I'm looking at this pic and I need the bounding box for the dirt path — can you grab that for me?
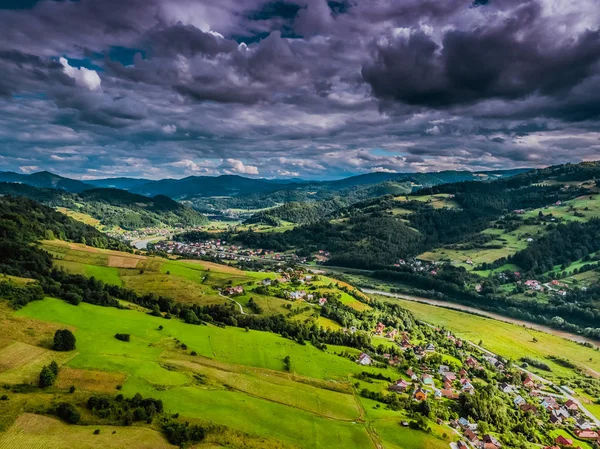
[364,288,600,349]
[219,292,246,314]
[352,390,384,449]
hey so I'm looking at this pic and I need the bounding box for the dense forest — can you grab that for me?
[511,219,600,274]
[0,183,207,230]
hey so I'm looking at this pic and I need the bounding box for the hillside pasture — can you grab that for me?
[393,193,460,209]
[56,207,103,228]
[0,414,175,449]
[12,298,385,449]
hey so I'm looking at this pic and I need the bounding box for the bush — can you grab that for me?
[114,333,130,342]
[93,429,100,435]
[53,329,76,351]
[0,395,8,401]
[162,419,206,446]
[49,361,59,376]
[56,402,80,424]
[69,385,76,393]
[39,365,56,388]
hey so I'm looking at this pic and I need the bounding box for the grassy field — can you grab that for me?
[43,240,291,311]
[0,414,175,449]
[42,240,369,326]
[378,296,600,379]
[6,297,406,448]
[56,207,103,229]
[419,226,530,271]
[393,193,459,210]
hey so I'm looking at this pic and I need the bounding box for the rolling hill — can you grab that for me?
[0,171,91,193]
[0,183,207,230]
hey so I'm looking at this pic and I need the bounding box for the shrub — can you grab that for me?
[49,361,59,376]
[93,429,100,435]
[56,402,80,424]
[53,329,76,351]
[39,365,56,388]
[162,419,206,446]
[115,333,130,342]
[69,386,76,393]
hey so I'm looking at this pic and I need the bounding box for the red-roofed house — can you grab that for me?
[574,430,599,439]
[564,399,578,411]
[555,435,573,446]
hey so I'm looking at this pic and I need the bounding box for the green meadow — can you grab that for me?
[41,240,359,322]
[10,297,410,448]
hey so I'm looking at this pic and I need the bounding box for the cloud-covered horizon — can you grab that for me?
[0,0,599,180]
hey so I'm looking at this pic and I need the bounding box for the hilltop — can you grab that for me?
[0,183,207,231]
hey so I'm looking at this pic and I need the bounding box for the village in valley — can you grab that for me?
[354,320,600,449]
[152,238,312,264]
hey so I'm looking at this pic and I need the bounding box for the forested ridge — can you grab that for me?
[511,219,600,274]
[0,183,207,230]
[180,164,592,268]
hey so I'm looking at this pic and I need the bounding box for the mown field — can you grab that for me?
[0,295,453,449]
[0,413,175,449]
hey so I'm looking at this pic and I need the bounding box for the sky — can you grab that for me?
[0,0,599,180]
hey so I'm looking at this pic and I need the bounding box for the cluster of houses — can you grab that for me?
[393,258,439,276]
[108,227,175,244]
[522,279,571,296]
[222,285,244,296]
[450,419,504,449]
[153,239,309,264]
[259,270,331,306]
[358,326,598,448]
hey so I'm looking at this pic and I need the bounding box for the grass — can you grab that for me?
[373,419,453,449]
[394,193,459,210]
[0,413,175,449]
[419,228,529,271]
[56,207,103,228]
[43,240,368,322]
[379,296,600,380]
[43,240,276,309]
[549,428,594,449]
[10,297,402,448]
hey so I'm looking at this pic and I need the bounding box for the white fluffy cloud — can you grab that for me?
[221,158,259,175]
[161,124,177,134]
[59,57,101,91]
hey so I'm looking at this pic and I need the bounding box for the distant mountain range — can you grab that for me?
[0,168,530,199]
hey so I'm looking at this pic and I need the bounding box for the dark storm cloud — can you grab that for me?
[0,50,71,96]
[0,0,598,179]
[362,2,600,112]
[144,24,238,58]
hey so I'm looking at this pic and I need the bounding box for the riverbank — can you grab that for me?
[131,235,167,250]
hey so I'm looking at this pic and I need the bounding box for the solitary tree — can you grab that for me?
[53,329,76,351]
[39,365,56,388]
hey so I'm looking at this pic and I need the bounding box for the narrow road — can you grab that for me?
[556,387,600,427]
[219,293,246,315]
[364,288,600,349]
[421,317,600,424]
